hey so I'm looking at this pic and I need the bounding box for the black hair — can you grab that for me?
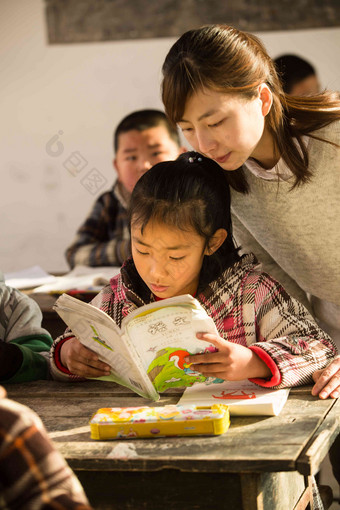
[129,151,240,288]
[274,54,316,94]
[113,109,181,152]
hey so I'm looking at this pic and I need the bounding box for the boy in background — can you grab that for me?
[274,54,320,96]
[65,109,186,268]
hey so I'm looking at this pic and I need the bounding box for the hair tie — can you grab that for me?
[188,154,203,163]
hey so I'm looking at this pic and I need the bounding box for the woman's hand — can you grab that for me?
[60,337,111,378]
[311,356,340,399]
[185,332,271,381]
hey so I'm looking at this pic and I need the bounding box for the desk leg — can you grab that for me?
[240,472,307,510]
[292,478,311,510]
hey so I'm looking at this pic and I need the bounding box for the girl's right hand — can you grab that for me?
[60,337,111,378]
[185,332,271,381]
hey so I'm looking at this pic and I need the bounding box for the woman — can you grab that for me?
[161,24,340,401]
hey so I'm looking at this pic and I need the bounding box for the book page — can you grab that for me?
[54,294,158,400]
[124,303,222,393]
[177,380,290,416]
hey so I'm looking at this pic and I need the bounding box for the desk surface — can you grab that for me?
[5,381,339,474]
[5,381,339,510]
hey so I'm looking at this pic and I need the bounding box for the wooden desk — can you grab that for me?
[5,381,339,510]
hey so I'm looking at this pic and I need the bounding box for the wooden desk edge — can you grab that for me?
[296,397,340,476]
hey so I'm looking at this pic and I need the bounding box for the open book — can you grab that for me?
[53,293,222,401]
[178,380,290,416]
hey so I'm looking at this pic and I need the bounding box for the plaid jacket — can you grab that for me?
[50,254,337,388]
[65,181,131,268]
[0,395,92,510]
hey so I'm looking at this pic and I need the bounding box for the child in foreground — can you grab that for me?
[50,152,337,388]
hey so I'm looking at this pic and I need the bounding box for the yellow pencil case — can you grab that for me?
[89,404,230,439]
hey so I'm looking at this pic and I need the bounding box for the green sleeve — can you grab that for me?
[2,334,52,383]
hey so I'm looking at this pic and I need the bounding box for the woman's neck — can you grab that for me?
[251,126,280,169]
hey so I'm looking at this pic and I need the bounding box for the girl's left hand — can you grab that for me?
[185,332,271,381]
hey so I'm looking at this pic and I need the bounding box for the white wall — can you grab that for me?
[1,0,340,273]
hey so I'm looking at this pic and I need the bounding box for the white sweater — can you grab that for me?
[230,120,340,338]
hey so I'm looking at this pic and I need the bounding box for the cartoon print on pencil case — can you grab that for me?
[117,427,138,438]
[90,325,113,351]
[212,390,257,400]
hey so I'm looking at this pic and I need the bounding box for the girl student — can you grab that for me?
[161,24,340,399]
[50,152,336,392]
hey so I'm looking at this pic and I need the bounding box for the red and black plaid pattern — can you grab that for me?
[50,254,337,387]
[101,254,337,389]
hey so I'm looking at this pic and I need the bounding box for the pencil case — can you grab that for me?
[89,404,230,439]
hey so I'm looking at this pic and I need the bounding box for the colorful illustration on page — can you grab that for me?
[147,346,220,392]
[90,325,113,351]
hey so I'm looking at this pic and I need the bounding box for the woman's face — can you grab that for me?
[178,86,273,170]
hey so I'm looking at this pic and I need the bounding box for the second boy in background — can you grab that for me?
[65,109,186,268]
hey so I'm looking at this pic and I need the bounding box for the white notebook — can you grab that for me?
[178,380,290,416]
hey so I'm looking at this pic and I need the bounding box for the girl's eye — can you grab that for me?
[179,126,193,133]
[170,256,185,261]
[136,248,149,255]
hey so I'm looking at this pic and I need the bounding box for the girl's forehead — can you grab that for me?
[131,219,203,244]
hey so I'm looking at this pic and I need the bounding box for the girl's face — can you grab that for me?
[178,85,274,170]
[131,219,208,298]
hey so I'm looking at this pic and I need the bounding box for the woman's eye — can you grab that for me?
[209,120,223,128]
[170,256,185,261]
[136,249,148,255]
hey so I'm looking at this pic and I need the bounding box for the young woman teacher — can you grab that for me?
[161,24,340,401]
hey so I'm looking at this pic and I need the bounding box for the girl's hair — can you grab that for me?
[162,24,340,192]
[129,151,240,287]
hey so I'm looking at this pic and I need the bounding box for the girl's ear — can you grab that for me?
[205,229,228,256]
[258,83,272,117]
